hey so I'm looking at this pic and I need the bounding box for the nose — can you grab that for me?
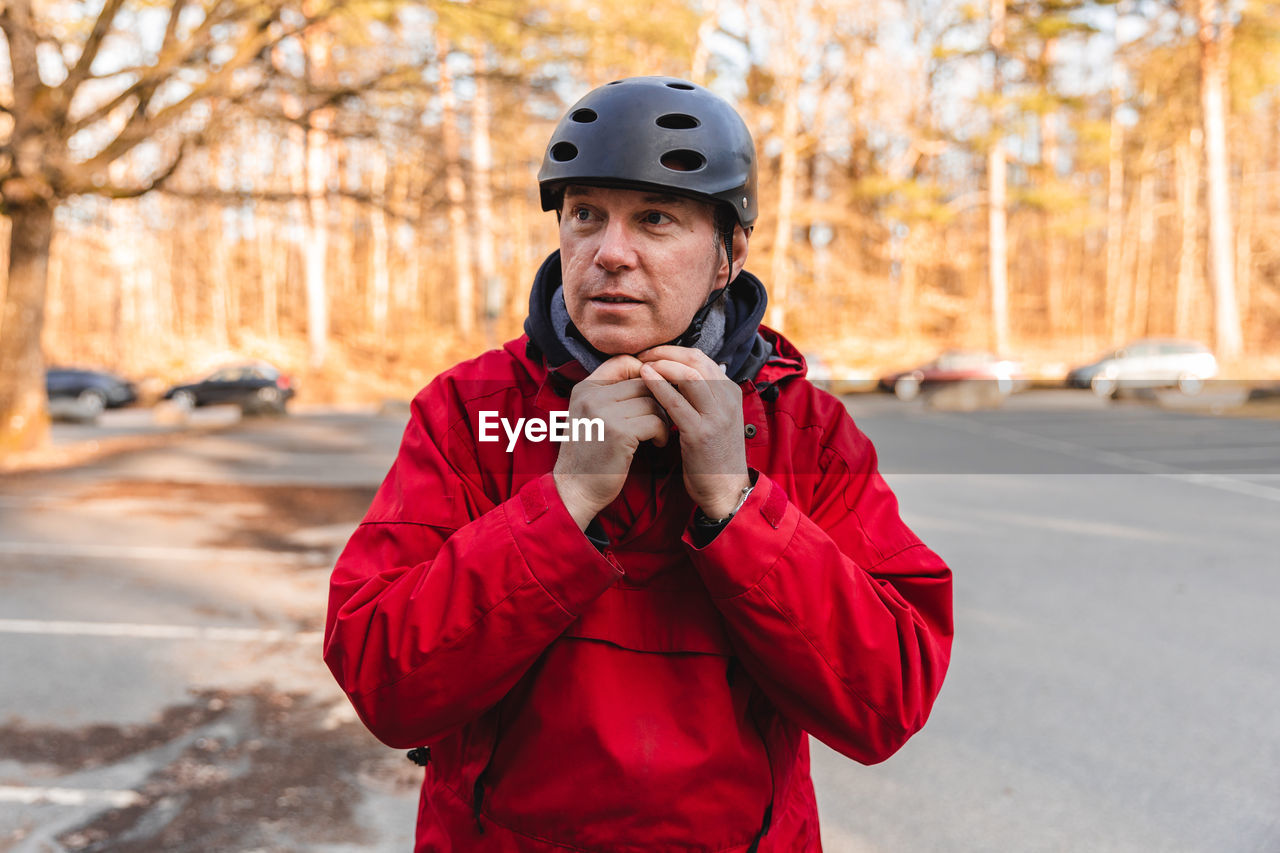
[594,219,637,273]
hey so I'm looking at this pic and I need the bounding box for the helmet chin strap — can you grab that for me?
[665,227,735,350]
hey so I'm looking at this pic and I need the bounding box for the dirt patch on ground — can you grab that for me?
[0,696,229,773]
[66,480,378,553]
[0,423,240,475]
[44,688,417,852]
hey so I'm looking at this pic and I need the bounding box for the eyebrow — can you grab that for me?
[640,193,687,206]
[564,187,692,208]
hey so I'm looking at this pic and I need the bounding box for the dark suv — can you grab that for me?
[163,363,295,415]
[46,368,137,419]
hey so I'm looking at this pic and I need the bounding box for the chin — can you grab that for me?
[582,328,665,357]
[586,337,641,357]
[586,333,655,356]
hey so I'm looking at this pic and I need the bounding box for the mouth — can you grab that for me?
[591,294,643,304]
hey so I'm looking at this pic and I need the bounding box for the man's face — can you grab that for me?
[559,185,727,355]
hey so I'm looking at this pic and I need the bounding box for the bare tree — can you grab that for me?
[988,0,1010,354]
[1198,0,1244,357]
[0,0,339,452]
[437,33,475,338]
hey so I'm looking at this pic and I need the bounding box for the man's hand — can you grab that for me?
[637,346,751,520]
[553,355,671,531]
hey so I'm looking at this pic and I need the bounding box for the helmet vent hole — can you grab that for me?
[550,142,578,162]
[656,113,699,129]
[660,149,706,172]
[666,82,695,90]
[571,109,598,123]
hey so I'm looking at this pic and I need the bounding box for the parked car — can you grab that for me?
[163,362,295,414]
[1066,339,1217,397]
[803,351,832,391]
[878,350,1026,401]
[801,352,878,395]
[46,367,137,419]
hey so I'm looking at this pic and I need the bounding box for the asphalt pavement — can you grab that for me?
[1,392,1277,851]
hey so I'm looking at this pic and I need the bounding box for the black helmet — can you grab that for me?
[538,76,758,229]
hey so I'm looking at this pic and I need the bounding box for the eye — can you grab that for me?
[570,206,594,222]
[642,211,673,226]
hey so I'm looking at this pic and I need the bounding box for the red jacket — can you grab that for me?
[324,330,953,852]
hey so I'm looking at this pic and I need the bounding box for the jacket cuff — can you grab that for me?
[506,473,621,614]
[683,473,800,599]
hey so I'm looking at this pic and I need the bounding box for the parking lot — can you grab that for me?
[2,390,1278,851]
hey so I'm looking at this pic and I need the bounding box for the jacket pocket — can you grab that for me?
[561,577,735,656]
[480,581,773,852]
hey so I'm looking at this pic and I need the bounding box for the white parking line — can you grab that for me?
[0,785,144,808]
[0,618,322,645]
[0,541,325,564]
[932,415,1280,503]
[1125,445,1280,464]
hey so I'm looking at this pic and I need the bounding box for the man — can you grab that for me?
[325,76,953,851]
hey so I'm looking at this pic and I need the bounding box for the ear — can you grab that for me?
[730,225,751,280]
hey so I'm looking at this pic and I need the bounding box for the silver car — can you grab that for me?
[1066,339,1218,397]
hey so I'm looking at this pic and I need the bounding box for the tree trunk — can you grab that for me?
[768,76,799,333]
[206,203,231,349]
[470,45,501,344]
[987,0,1010,354]
[897,231,920,338]
[438,34,475,338]
[1174,128,1202,339]
[0,202,56,453]
[369,144,391,340]
[1105,70,1125,344]
[1040,38,1063,336]
[1132,168,1156,338]
[512,184,533,325]
[1235,162,1254,339]
[259,213,280,340]
[305,110,331,367]
[1199,0,1243,357]
[301,18,333,368]
[334,143,359,341]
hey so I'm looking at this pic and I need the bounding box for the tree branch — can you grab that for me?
[158,0,190,57]
[159,184,421,224]
[67,0,344,138]
[62,0,128,100]
[66,7,286,179]
[1,0,47,113]
[88,137,193,200]
[68,0,235,135]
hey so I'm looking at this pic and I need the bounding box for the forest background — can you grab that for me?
[2,0,1279,452]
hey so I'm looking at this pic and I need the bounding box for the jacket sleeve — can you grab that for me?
[323,385,621,749]
[683,404,953,765]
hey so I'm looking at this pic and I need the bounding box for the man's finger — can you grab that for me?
[640,363,699,429]
[631,412,670,448]
[641,359,717,414]
[615,395,668,423]
[605,378,659,402]
[637,345,720,378]
[588,354,645,383]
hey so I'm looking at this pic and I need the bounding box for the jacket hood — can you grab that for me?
[522,251,778,384]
